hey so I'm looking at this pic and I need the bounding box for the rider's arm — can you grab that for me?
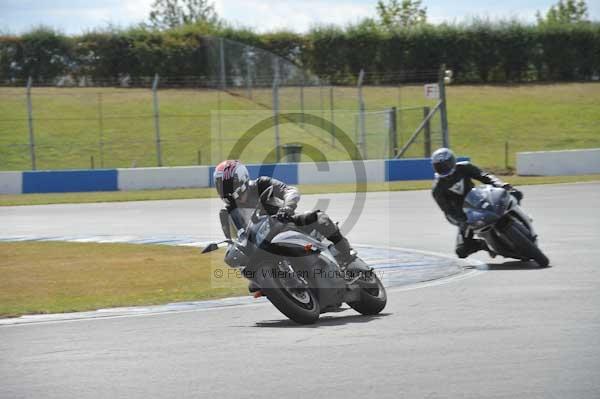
[257,176,300,210]
[219,205,247,239]
[463,162,507,188]
[432,183,466,224]
[219,208,232,239]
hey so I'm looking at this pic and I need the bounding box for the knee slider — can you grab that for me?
[317,212,338,237]
[455,245,469,259]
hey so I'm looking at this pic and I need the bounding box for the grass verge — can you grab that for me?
[0,174,599,206]
[0,241,246,318]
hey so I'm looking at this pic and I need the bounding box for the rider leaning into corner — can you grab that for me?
[430,148,524,259]
[213,160,357,267]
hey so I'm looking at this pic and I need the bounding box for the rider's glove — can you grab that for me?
[510,188,524,204]
[276,206,294,222]
[501,182,523,204]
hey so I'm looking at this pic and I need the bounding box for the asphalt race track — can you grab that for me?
[1,182,600,398]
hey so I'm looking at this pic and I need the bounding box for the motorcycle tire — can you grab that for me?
[348,272,387,315]
[503,220,550,268]
[261,267,320,324]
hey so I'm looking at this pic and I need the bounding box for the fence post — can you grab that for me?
[357,69,367,159]
[245,46,252,99]
[97,92,105,168]
[26,77,36,170]
[395,101,442,159]
[388,107,397,158]
[152,73,163,167]
[216,38,227,163]
[423,106,432,158]
[219,37,226,90]
[273,59,281,161]
[505,141,509,171]
[319,81,324,131]
[216,90,223,163]
[300,73,305,127]
[439,65,450,148]
[329,86,335,146]
[397,83,403,146]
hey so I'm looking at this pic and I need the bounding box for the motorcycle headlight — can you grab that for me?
[255,221,271,245]
[475,219,487,227]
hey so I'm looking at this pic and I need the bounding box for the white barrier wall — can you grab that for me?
[517,149,600,176]
[0,172,22,194]
[1,158,449,194]
[117,166,210,191]
[298,160,385,185]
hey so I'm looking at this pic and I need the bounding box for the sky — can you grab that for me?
[1,0,599,35]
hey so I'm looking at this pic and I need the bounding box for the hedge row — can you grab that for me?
[1,22,599,84]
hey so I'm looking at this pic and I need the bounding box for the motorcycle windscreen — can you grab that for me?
[464,186,509,215]
[464,187,503,227]
[488,187,510,213]
[463,188,486,210]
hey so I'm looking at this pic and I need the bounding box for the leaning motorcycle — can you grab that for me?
[202,187,387,324]
[463,185,549,267]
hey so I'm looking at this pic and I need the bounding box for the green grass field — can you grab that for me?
[0,241,245,317]
[1,83,599,171]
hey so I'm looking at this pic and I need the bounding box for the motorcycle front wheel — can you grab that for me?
[348,271,387,315]
[261,266,320,324]
[503,220,550,267]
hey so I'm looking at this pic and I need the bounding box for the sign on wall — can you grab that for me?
[424,83,440,100]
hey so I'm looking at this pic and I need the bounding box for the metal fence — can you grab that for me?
[0,37,448,171]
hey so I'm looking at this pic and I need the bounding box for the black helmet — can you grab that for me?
[431,148,456,177]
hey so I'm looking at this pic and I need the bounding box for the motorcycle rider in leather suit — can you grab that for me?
[431,148,523,258]
[214,160,356,265]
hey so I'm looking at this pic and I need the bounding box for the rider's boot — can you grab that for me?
[332,237,357,266]
[248,280,261,293]
[456,238,487,259]
[479,240,497,258]
[457,239,496,259]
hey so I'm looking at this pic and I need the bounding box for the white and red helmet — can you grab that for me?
[214,160,250,202]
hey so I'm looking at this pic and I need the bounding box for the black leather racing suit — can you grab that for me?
[432,161,507,258]
[219,176,351,256]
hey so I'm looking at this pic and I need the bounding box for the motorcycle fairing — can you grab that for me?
[271,230,337,265]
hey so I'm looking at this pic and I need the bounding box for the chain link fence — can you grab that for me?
[0,37,447,171]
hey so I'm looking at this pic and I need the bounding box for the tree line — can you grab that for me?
[1,0,598,85]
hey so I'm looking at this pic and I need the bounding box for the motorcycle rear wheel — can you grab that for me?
[503,220,550,267]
